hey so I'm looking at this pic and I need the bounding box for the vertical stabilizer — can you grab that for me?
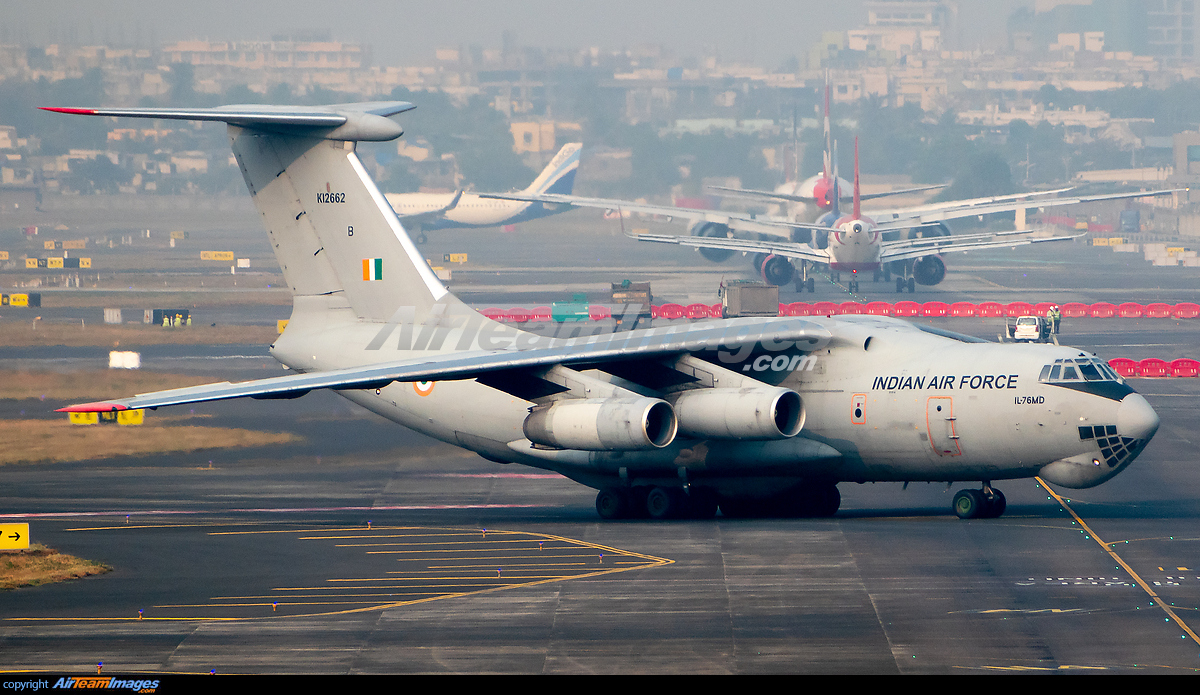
[523,142,582,195]
[40,102,460,323]
[229,126,448,321]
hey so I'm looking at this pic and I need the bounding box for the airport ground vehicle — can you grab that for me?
[48,102,1160,521]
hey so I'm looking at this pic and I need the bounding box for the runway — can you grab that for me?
[1,212,1199,673]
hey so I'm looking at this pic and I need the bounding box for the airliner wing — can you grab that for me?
[58,318,833,412]
[631,230,830,264]
[392,189,464,224]
[869,188,1179,225]
[478,191,825,237]
[879,228,1085,263]
[708,183,945,206]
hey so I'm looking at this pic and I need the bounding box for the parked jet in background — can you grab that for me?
[46,102,1160,522]
[385,141,581,242]
[708,80,942,220]
[484,140,1176,293]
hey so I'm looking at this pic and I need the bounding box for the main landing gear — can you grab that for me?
[793,261,817,293]
[952,483,1006,519]
[596,483,840,520]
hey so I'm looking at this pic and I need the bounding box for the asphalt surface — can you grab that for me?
[1,209,1199,673]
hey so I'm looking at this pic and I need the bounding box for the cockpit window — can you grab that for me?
[1039,357,1125,386]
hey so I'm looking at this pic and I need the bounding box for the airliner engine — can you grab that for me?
[523,398,677,451]
[672,387,804,439]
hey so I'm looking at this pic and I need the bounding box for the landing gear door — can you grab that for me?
[927,396,961,457]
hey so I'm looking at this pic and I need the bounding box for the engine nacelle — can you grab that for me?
[912,255,946,286]
[672,387,805,440]
[759,254,795,286]
[523,398,677,451]
[689,221,734,263]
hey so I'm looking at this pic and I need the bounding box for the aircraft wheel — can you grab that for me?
[416,233,428,244]
[807,277,815,293]
[807,483,841,517]
[953,489,986,519]
[872,270,881,282]
[984,489,1006,518]
[907,277,916,293]
[646,487,681,520]
[687,489,719,519]
[895,277,905,294]
[595,488,630,520]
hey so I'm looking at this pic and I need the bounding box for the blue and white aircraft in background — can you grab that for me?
[385,142,580,242]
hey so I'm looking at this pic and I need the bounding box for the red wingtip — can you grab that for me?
[56,402,127,413]
[39,107,98,115]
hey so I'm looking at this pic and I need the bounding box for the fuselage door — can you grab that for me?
[926,396,962,457]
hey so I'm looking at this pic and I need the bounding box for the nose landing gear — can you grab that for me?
[953,483,1006,519]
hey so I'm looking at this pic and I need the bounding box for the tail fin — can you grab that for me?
[522,142,582,195]
[42,102,453,322]
[852,137,861,219]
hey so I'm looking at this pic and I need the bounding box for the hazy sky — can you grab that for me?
[5,0,1032,67]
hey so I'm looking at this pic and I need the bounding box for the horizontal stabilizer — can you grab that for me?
[40,102,415,142]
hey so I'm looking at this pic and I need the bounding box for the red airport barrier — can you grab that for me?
[1108,358,1137,377]
[1061,302,1089,318]
[687,303,711,319]
[785,302,812,317]
[1171,358,1200,377]
[839,301,866,315]
[865,301,892,316]
[1006,301,1033,317]
[949,301,976,317]
[531,306,552,322]
[1089,302,1116,318]
[506,307,531,323]
[978,301,1005,318]
[1117,302,1144,318]
[650,305,660,319]
[658,303,685,320]
[892,300,920,317]
[1175,302,1200,319]
[588,305,612,321]
[482,308,507,321]
[812,301,840,315]
[920,301,949,317]
[1145,302,1172,318]
[1138,358,1170,377]
[709,303,723,318]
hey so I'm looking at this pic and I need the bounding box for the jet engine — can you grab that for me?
[523,398,678,451]
[759,254,796,286]
[689,221,734,262]
[912,255,946,286]
[672,387,804,440]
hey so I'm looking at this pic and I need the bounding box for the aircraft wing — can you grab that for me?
[58,318,833,413]
[391,189,464,224]
[708,183,945,206]
[631,230,830,264]
[880,228,1085,263]
[477,192,824,238]
[869,188,1180,226]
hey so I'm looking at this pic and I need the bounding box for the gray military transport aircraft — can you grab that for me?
[46,102,1161,521]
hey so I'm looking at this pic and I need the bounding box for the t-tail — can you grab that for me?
[521,142,582,195]
[41,102,468,325]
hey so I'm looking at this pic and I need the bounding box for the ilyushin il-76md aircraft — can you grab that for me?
[484,140,1176,294]
[46,102,1160,521]
[383,141,581,243]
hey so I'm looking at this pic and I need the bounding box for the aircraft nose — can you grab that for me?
[1117,393,1159,441]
